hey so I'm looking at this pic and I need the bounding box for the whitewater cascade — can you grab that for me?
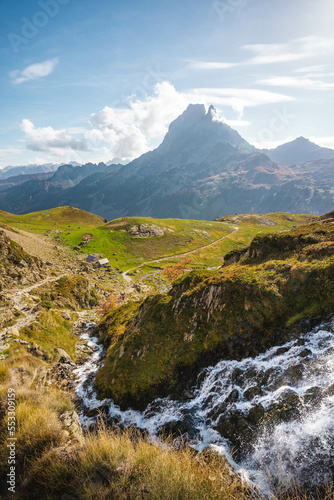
[74,318,334,492]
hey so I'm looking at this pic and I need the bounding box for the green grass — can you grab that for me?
[0,207,316,274]
[20,310,78,362]
[0,206,104,232]
[61,216,235,270]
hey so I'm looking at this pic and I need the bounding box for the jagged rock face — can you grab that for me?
[157,104,254,163]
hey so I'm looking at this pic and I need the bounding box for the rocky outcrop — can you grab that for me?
[128,224,164,238]
[0,230,45,291]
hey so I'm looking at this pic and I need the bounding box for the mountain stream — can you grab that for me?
[74,318,334,495]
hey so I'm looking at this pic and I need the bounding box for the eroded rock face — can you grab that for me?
[128,224,164,238]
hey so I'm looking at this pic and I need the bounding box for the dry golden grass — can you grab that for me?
[23,423,250,500]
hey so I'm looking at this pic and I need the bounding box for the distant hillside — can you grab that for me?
[265,137,334,165]
[0,163,59,179]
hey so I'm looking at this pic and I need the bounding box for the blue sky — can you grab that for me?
[1,0,334,167]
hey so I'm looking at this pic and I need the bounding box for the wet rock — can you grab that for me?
[266,389,302,423]
[325,383,334,397]
[226,389,239,403]
[286,363,304,383]
[76,341,94,364]
[247,404,265,425]
[231,367,243,385]
[158,418,195,439]
[303,386,323,406]
[207,400,228,420]
[243,386,261,401]
[215,410,254,449]
[299,348,312,358]
[276,346,291,356]
[261,367,275,386]
[86,405,110,418]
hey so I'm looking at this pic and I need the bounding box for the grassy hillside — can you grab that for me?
[95,214,334,409]
[0,207,316,272]
[0,206,104,231]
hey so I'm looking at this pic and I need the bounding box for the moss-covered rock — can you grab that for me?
[36,275,98,310]
[95,218,334,410]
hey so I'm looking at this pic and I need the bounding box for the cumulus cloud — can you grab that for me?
[10,58,58,85]
[87,82,193,158]
[20,119,88,155]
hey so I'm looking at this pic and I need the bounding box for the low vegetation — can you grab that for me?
[95,216,334,409]
[36,275,99,310]
[20,310,77,362]
[162,256,194,282]
[0,207,315,272]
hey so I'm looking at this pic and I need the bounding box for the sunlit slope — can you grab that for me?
[0,208,317,270]
[0,206,105,232]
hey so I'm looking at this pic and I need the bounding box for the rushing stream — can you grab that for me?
[74,317,334,494]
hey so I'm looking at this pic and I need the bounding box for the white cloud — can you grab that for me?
[257,76,334,91]
[88,82,194,159]
[10,58,58,85]
[309,136,334,149]
[295,65,327,74]
[20,119,88,155]
[188,61,237,70]
[190,88,295,118]
[188,37,334,71]
[87,82,294,157]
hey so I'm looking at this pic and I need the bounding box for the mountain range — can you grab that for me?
[0,104,333,219]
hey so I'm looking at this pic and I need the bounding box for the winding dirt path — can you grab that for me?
[0,274,67,355]
[122,226,239,285]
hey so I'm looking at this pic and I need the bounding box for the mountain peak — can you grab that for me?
[266,136,334,165]
[159,103,253,159]
[180,103,206,121]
